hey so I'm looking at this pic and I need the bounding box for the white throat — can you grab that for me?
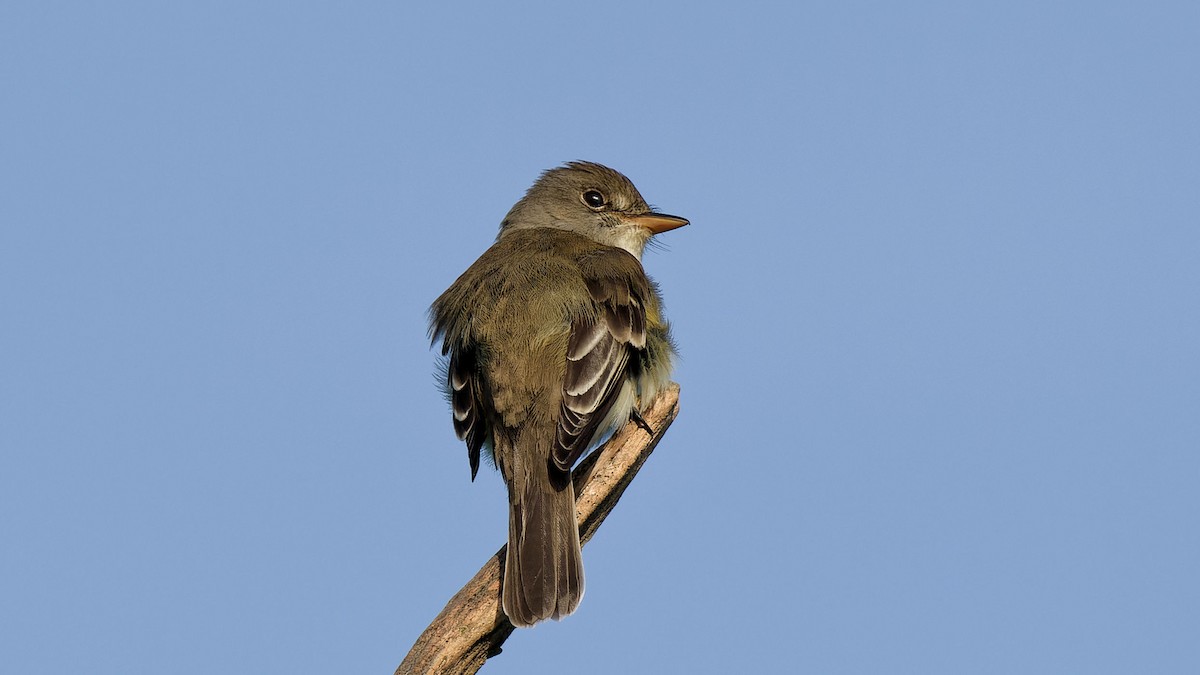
[609,226,649,260]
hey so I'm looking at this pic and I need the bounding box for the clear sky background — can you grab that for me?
[2,2,1197,674]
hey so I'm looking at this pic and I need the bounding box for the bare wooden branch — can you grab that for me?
[396,383,682,675]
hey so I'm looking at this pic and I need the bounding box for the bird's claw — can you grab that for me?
[630,408,655,435]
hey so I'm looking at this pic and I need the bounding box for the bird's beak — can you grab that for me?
[629,212,689,234]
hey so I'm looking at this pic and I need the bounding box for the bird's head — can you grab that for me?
[498,161,688,259]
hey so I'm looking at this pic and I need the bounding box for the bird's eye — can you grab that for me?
[582,190,607,210]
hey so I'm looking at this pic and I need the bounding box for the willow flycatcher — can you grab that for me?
[429,161,686,627]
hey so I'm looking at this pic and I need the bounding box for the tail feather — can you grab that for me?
[502,467,584,627]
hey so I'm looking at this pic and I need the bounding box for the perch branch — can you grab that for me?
[396,383,681,675]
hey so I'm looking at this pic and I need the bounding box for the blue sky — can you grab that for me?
[2,2,1198,673]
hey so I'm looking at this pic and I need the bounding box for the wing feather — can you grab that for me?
[448,348,487,480]
[552,263,649,471]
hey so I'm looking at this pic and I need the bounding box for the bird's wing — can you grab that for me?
[553,254,649,471]
[430,245,505,482]
[447,345,488,480]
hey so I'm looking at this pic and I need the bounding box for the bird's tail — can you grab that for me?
[501,453,584,627]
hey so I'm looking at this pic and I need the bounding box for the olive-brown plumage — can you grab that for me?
[429,161,685,626]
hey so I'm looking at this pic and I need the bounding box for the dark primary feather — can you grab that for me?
[448,348,487,480]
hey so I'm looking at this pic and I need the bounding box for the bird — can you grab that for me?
[428,161,687,627]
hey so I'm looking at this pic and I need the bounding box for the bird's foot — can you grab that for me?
[630,408,655,435]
